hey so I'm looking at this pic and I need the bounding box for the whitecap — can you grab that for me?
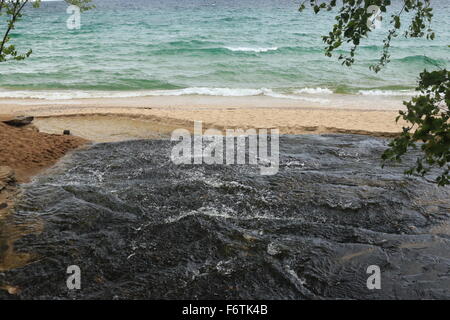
[358,89,416,96]
[224,46,278,53]
[294,87,333,94]
[0,87,329,102]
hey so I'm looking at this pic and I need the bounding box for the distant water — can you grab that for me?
[0,0,449,100]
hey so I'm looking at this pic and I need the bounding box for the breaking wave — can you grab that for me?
[224,46,279,53]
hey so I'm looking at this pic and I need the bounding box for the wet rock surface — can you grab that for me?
[2,116,34,127]
[0,134,449,299]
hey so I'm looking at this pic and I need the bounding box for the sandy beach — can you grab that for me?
[0,118,86,220]
[0,95,407,142]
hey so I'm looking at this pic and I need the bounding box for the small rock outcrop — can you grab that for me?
[0,166,15,192]
[2,116,34,127]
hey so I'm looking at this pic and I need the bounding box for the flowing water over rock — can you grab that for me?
[1,134,449,299]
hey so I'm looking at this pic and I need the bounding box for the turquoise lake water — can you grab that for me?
[0,0,448,99]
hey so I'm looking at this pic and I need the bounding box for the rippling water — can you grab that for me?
[1,135,449,299]
[0,0,449,100]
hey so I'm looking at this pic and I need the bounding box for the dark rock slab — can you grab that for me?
[2,116,34,127]
[1,135,449,300]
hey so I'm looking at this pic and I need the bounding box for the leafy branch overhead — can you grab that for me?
[300,0,449,186]
[0,0,94,62]
[299,0,434,72]
[382,70,449,186]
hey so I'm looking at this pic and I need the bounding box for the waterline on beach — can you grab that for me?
[0,86,416,102]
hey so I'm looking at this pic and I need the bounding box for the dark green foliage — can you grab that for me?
[382,70,449,186]
[299,0,434,72]
[300,0,449,186]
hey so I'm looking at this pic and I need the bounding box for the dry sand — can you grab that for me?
[0,95,407,142]
[0,121,87,182]
[0,120,86,219]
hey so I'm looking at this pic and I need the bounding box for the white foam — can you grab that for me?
[0,90,153,100]
[294,87,333,95]
[0,87,329,103]
[150,87,262,97]
[358,89,416,96]
[164,206,238,224]
[262,88,330,104]
[225,46,278,53]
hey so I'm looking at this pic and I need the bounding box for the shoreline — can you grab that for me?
[0,94,409,209]
[0,93,408,111]
[0,93,408,213]
[0,95,406,221]
[0,95,408,143]
[0,95,407,224]
[32,112,402,142]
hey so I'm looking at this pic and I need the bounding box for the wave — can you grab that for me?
[294,87,333,95]
[394,55,446,66]
[151,45,325,56]
[0,90,158,100]
[0,87,329,103]
[224,47,279,53]
[218,16,259,22]
[358,89,416,96]
[0,87,417,101]
[261,89,330,103]
[0,88,263,100]
[165,40,220,48]
[0,78,181,91]
[150,87,263,97]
